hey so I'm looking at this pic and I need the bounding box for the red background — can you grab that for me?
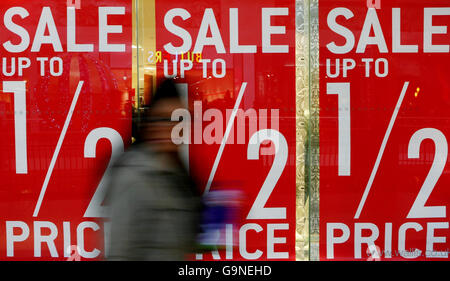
[0,0,132,260]
[155,0,297,260]
[320,0,450,260]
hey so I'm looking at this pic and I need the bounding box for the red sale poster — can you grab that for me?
[0,0,132,260]
[155,0,297,260]
[320,1,450,260]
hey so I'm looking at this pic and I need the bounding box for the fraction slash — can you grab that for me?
[33,81,84,217]
[354,81,409,219]
[203,82,247,196]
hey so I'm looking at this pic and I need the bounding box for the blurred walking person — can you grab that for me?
[105,79,201,261]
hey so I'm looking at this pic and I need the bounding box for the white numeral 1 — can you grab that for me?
[407,128,447,219]
[327,82,351,176]
[4,81,27,174]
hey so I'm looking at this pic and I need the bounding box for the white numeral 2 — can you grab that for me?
[84,127,124,218]
[247,129,288,220]
[407,128,447,219]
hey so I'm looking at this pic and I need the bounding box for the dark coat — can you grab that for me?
[106,145,201,260]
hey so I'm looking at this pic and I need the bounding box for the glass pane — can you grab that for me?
[137,0,301,261]
[0,0,133,260]
[318,0,450,261]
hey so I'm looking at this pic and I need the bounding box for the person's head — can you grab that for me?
[137,79,183,153]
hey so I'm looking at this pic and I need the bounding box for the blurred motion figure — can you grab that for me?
[106,79,201,260]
